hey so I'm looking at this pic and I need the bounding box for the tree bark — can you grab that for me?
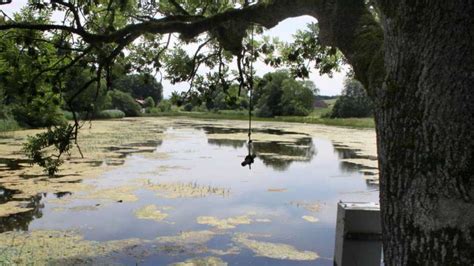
[373,1,474,264]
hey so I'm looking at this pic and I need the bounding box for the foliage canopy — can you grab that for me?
[0,1,344,173]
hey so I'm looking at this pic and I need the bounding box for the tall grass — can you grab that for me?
[96,109,126,119]
[0,118,20,132]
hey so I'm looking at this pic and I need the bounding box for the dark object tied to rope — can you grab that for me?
[241,138,256,168]
[241,154,256,167]
[241,91,255,168]
[241,24,256,169]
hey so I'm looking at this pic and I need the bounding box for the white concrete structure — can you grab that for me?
[334,202,382,266]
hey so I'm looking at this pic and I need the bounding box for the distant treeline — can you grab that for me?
[315,95,338,100]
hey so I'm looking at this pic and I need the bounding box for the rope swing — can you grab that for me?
[241,24,256,169]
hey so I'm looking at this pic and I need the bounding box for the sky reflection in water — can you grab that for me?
[1,124,378,265]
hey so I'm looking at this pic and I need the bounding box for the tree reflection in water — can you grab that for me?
[202,126,317,171]
[0,138,164,233]
[333,146,361,173]
[253,138,316,171]
[0,189,44,233]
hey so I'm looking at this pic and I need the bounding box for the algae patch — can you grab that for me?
[170,256,228,266]
[157,230,220,255]
[81,185,139,202]
[0,230,143,265]
[267,188,287,192]
[255,218,272,223]
[157,230,218,246]
[197,215,253,229]
[52,205,98,212]
[135,204,169,222]
[208,246,241,256]
[290,201,323,212]
[232,233,318,261]
[138,180,229,199]
[302,215,319,223]
[0,201,33,217]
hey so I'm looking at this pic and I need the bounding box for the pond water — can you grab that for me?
[0,120,379,265]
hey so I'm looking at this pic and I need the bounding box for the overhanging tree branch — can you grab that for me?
[0,0,383,90]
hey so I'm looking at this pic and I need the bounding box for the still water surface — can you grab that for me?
[1,122,378,265]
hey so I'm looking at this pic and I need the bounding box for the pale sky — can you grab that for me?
[1,2,346,97]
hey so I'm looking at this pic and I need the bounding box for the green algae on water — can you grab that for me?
[135,204,169,221]
[170,256,228,266]
[196,215,252,229]
[232,233,319,261]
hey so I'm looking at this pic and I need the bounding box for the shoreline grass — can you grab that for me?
[144,111,375,129]
[1,109,375,132]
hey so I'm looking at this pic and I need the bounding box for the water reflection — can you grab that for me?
[0,187,19,204]
[0,158,32,171]
[0,194,44,233]
[333,145,358,172]
[254,138,316,171]
[202,126,317,171]
[333,145,379,173]
[200,126,306,136]
[0,138,164,232]
[104,140,163,160]
[207,138,246,149]
[0,122,379,265]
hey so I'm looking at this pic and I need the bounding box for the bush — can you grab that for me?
[256,105,273,118]
[144,96,155,108]
[0,118,20,132]
[281,101,311,116]
[145,108,161,115]
[183,103,193,112]
[156,99,172,112]
[108,90,142,117]
[95,109,125,119]
[192,104,207,112]
[0,101,19,131]
[62,111,75,120]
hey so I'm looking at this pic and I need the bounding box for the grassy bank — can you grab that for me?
[144,110,375,129]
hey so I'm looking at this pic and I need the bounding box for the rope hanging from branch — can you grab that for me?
[241,24,256,169]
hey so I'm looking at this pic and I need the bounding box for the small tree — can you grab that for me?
[156,99,172,112]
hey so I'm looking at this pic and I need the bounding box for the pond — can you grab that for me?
[0,118,379,265]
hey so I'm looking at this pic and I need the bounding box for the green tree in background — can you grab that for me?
[112,73,163,104]
[108,90,141,117]
[254,71,316,117]
[202,84,248,111]
[330,79,373,118]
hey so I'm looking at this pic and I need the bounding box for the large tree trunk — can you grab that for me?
[374,1,474,264]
